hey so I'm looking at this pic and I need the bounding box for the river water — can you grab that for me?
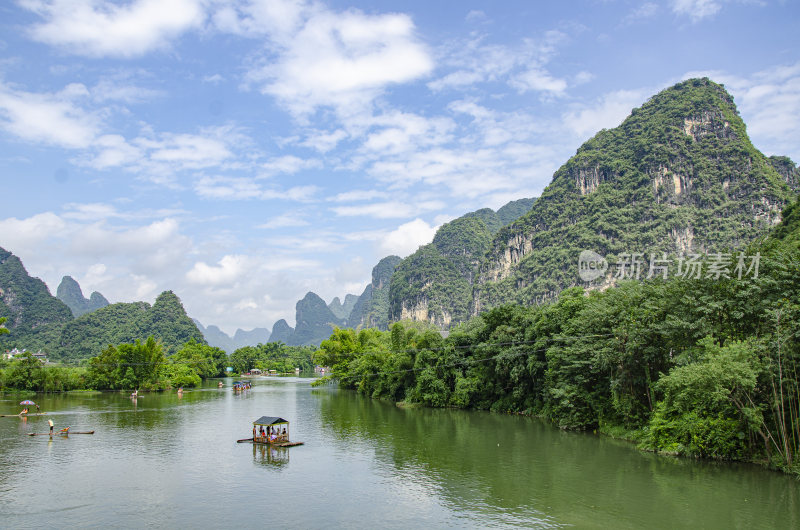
[1,377,797,529]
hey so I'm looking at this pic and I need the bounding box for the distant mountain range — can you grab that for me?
[56,275,109,316]
[2,78,797,355]
[0,248,204,360]
[192,320,271,353]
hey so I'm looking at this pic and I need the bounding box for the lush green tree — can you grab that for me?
[644,337,762,460]
[87,337,166,390]
[171,339,228,379]
[2,352,45,390]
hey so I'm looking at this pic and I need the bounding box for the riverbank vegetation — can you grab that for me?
[314,197,800,474]
[0,338,314,392]
[228,342,316,374]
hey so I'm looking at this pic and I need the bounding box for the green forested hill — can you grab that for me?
[472,78,797,314]
[0,247,73,352]
[0,246,205,361]
[387,199,536,327]
[55,291,205,360]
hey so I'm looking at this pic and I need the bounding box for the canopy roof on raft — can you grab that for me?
[253,416,288,426]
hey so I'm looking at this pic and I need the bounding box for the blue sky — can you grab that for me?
[1,0,798,335]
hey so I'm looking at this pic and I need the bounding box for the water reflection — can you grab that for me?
[316,388,800,529]
[253,443,290,468]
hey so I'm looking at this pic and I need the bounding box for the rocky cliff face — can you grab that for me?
[387,200,535,328]
[472,78,796,314]
[348,255,401,331]
[56,275,109,317]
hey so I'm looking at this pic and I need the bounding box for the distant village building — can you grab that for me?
[3,348,25,360]
[2,348,48,362]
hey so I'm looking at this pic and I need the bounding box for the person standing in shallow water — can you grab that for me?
[48,419,54,436]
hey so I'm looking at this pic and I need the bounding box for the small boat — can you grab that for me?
[237,416,303,447]
[27,430,95,436]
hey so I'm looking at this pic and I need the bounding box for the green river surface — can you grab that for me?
[1,377,798,529]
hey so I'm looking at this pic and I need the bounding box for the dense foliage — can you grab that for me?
[0,337,229,391]
[229,342,315,374]
[316,196,800,473]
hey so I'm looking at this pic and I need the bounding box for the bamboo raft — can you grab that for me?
[1,413,48,417]
[237,437,303,447]
[27,431,95,436]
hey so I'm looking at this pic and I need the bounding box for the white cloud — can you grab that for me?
[85,127,242,177]
[186,254,251,286]
[621,2,659,25]
[331,200,444,219]
[331,201,416,219]
[361,111,454,154]
[257,212,310,229]
[131,274,159,301]
[194,176,263,200]
[79,263,112,291]
[333,256,367,284]
[245,7,433,117]
[71,218,187,257]
[260,155,321,176]
[429,30,568,96]
[0,82,98,148]
[330,189,388,202]
[203,74,224,84]
[89,134,143,169]
[378,218,438,257]
[510,68,568,95]
[671,0,722,22]
[22,0,206,57]
[62,203,122,221]
[142,133,233,169]
[210,0,308,39]
[194,176,319,201]
[299,129,348,152]
[0,212,68,251]
[91,78,163,103]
